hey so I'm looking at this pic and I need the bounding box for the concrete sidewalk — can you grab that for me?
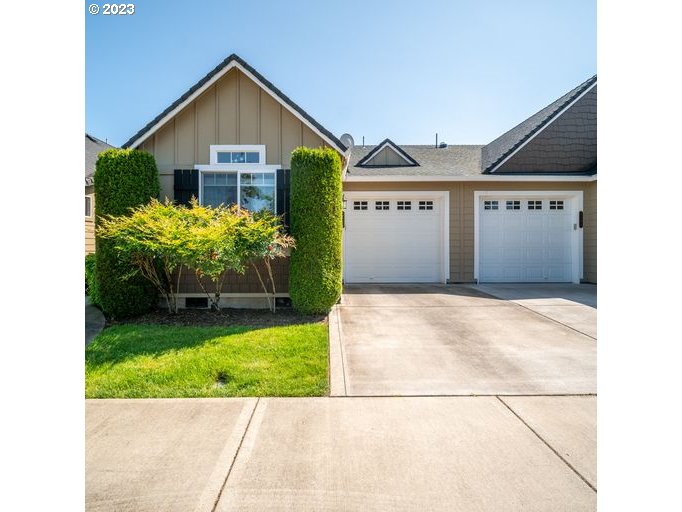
[86,396,596,511]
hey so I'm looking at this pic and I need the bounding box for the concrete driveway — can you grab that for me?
[332,284,596,396]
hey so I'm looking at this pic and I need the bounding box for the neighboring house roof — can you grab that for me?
[85,133,115,185]
[348,144,483,177]
[121,53,347,154]
[482,75,597,173]
[348,76,596,178]
[356,138,419,167]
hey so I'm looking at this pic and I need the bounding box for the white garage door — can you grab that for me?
[345,195,444,283]
[479,196,576,283]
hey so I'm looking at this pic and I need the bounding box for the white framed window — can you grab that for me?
[201,170,276,212]
[85,196,92,217]
[397,200,411,211]
[198,145,279,213]
[418,200,434,211]
[375,200,390,211]
[353,201,368,211]
[484,200,499,210]
[506,200,520,210]
[209,145,265,166]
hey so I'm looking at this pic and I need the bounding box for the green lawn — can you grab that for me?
[85,323,328,398]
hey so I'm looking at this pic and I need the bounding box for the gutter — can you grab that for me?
[343,174,597,183]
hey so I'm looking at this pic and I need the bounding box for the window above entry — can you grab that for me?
[209,145,266,166]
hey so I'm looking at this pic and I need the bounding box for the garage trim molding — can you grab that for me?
[473,190,584,283]
[343,190,450,283]
[344,174,597,182]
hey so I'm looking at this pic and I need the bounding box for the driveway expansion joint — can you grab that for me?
[496,396,597,493]
[512,301,596,340]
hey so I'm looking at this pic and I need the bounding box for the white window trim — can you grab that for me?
[197,167,277,213]
[343,191,450,284]
[473,190,583,284]
[209,144,266,166]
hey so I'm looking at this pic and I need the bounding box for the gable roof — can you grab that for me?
[356,138,419,167]
[348,144,483,177]
[85,133,115,185]
[121,54,347,154]
[482,75,597,173]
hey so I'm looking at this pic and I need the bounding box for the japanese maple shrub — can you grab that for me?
[183,202,245,311]
[240,209,295,313]
[97,199,192,314]
[289,147,343,314]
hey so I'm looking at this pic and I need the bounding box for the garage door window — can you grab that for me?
[528,200,542,210]
[418,200,434,211]
[353,201,368,211]
[550,200,564,210]
[397,201,411,210]
[375,201,390,211]
[506,200,520,210]
[484,200,499,210]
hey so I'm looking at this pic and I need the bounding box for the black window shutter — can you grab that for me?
[276,169,291,232]
[173,169,199,206]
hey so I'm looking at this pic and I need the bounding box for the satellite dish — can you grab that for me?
[340,133,354,149]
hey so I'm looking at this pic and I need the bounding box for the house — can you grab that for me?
[344,74,597,284]
[120,54,596,306]
[85,133,115,255]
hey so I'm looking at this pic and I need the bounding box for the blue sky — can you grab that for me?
[86,0,596,147]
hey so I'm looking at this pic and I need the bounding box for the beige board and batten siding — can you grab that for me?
[138,68,328,202]
[366,146,412,166]
[85,184,96,255]
[343,180,597,283]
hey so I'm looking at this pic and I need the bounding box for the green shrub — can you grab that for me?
[85,253,100,306]
[289,147,343,314]
[94,149,160,318]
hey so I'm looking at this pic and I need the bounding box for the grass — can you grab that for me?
[85,323,328,398]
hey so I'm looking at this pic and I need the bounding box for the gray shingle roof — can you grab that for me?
[121,54,346,153]
[348,144,484,176]
[482,75,597,173]
[85,133,115,185]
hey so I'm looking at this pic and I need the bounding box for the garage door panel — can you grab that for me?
[479,195,576,283]
[345,195,444,283]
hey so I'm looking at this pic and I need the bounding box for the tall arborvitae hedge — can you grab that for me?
[94,149,160,318]
[289,147,343,314]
